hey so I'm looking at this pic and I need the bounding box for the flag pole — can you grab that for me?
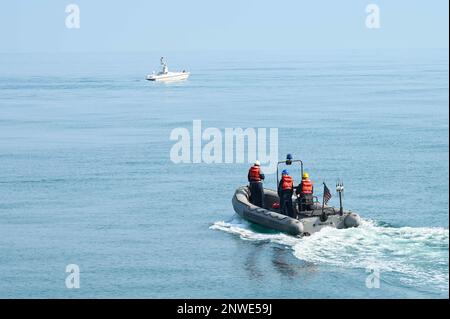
[321,182,327,222]
[321,182,325,213]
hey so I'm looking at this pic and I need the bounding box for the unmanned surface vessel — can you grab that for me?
[232,156,361,236]
[146,57,190,82]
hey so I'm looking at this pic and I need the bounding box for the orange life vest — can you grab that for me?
[248,165,261,182]
[281,175,294,190]
[301,179,313,194]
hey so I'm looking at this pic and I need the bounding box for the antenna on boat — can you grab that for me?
[336,179,344,216]
[286,153,293,165]
[160,57,168,74]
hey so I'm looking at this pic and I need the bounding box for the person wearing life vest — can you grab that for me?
[278,169,295,218]
[296,172,314,211]
[248,160,265,207]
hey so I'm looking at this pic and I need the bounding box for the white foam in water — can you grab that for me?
[210,218,298,246]
[210,218,449,292]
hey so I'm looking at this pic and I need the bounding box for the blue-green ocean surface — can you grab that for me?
[0,50,448,298]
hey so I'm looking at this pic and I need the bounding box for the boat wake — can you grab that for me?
[210,217,449,292]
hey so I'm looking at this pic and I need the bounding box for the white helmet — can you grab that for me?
[254,160,261,166]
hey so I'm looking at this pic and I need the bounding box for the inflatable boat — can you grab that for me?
[232,155,361,236]
[232,186,360,236]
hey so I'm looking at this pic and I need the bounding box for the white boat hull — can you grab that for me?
[146,72,190,82]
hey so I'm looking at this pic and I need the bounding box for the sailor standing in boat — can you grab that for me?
[248,160,265,207]
[296,172,314,211]
[278,170,295,218]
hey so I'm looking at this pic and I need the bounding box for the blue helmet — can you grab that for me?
[286,153,293,160]
[282,169,289,175]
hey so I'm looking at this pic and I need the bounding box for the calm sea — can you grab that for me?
[0,50,448,298]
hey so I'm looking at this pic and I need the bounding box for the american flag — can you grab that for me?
[323,183,332,205]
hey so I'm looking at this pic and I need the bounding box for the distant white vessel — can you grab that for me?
[146,57,190,82]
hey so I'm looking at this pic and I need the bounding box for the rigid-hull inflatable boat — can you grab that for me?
[232,186,360,236]
[232,155,361,236]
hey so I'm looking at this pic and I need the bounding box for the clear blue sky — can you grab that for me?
[0,0,448,52]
